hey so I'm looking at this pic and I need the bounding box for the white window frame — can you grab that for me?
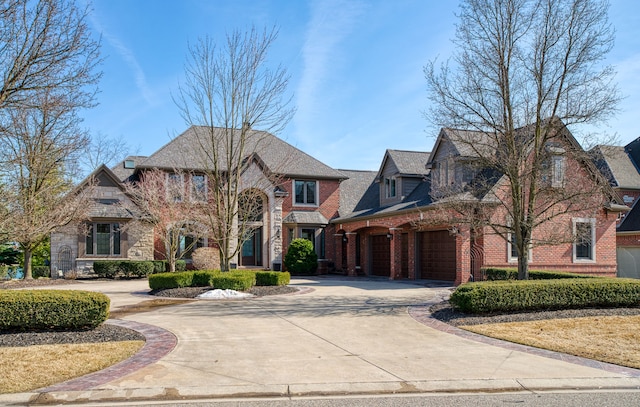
[551,155,565,188]
[190,174,207,201]
[167,173,184,202]
[293,180,318,207]
[573,218,596,262]
[507,232,532,263]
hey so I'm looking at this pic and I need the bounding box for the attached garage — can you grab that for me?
[419,230,456,281]
[618,247,640,279]
[370,235,390,277]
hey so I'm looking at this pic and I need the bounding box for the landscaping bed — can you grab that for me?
[431,301,640,326]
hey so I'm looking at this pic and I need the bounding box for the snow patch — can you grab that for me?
[197,289,254,299]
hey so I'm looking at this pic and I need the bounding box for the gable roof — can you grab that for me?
[76,165,138,219]
[590,145,640,189]
[377,149,431,179]
[135,126,346,180]
[618,198,640,232]
[111,155,147,182]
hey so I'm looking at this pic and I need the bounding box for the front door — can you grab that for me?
[241,227,262,267]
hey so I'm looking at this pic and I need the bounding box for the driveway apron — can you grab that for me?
[68,277,633,396]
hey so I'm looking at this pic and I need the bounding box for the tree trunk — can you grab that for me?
[23,247,33,280]
[517,253,529,280]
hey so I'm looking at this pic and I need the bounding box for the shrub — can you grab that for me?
[93,261,120,279]
[212,273,254,291]
[450,278,640,314]
[175,260,187,271]
[148,272,194,290]
[284,239,318,275]
[0,290,110,331]
[32,266,50,279]
[152,260,168,274]
[255,271,290,286]
[192,270,219,287]
[119,261,154,278]
[192,247,220,270]
[483,267,597,281]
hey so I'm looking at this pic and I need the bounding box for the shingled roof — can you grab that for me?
[135,126,346,180]
[383,150,431,177]
[590,145,640,190]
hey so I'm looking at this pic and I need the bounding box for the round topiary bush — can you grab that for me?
[284,238,318,275]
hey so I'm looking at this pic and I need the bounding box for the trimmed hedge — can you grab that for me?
[93,260,154,279]
[192,270,219,287]
[148,272,194,290]
[483,267,597,281]
[0,290,110,331]
[32,266,50,279]
[119,261,154,278]
[93,261,120,278]
[450,278,640,314]
[211,273,254,291]
[255,271,290,286]
[148,270,289,291]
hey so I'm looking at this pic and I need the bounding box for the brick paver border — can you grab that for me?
[39,319,177,392]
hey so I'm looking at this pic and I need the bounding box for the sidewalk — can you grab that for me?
[2,277,640,405]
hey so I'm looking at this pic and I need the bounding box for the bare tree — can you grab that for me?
[174,26,294,271]
[0,0,101,110]
[0,89,94,279]
[74,132,135,179]
[0,0,101,279]
[120,168,208,273]
[424,0,621,279]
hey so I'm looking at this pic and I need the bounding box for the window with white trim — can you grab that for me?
[573,218,596,262]
[294,180,317,205]
[191,174,207,201]
[507,232,532,262]
[167,173,184,202]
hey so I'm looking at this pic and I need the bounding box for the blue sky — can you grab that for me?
[84,0,640,171]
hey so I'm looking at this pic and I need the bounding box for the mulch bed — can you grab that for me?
[430,301,640,326]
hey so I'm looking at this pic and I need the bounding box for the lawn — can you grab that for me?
[0,341,143,394]
[461,315,640,369]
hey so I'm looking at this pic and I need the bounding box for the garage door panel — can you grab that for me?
[371,235,390,277]
[419,231,456,281]
[618,247,640,279]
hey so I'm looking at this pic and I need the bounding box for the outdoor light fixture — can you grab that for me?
[342,233,348,243]
[386,233,393,240]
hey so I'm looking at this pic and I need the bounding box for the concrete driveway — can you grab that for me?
[5,277,640,404]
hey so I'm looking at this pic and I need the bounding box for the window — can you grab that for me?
[507,232,531,262]
[384,177,396,198]
[85,223,121,256]
[178,234,204,261]
[551,155,565,188]
[167,173,184,202]
[294,180,317,205]
[573,218,595,262]
[191,174,206,201]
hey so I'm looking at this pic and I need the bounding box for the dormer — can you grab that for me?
[426,128,486,198]
[375,149,430,207]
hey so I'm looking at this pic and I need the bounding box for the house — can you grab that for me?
[51,126,345,275]
[591,138,640,278]
[52,121,624,284]
[332,123,624,285]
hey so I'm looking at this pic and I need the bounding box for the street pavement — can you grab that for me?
[2,276,639,405]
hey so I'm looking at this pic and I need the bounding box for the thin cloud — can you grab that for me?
[89,11,155,106]
[296,0,366,139]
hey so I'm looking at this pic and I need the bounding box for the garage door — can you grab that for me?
[618,247,640,279]
[419,230,456,281]
[371,235,390,277]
